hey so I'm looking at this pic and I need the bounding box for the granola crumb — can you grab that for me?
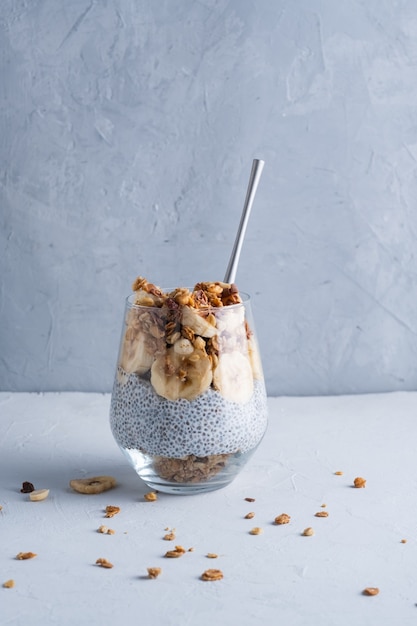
[244,512,255,519]
[249,527,263,535]
[188,547,195,552]
[302,527,314,537]
[16,552,37,560]
[274,513,291,525]
[104,505,120,518]
[201,568,223,581]
[96,558,113,569]
[144,492,158,502]
[244,497,255,502]
[163,530,176,541]
[334,471,343,476]
[353,477,366,488]
[206,553,218,558]
[315,511,329,518]
[164,545,186,558]
[98,525,115,535]
[363,587,379,596]
[147,567,162,579]
[3,579,15,588]
[401,539,407,544]
[321,503,327,508]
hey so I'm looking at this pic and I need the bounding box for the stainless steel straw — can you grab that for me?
[223,158,265,284]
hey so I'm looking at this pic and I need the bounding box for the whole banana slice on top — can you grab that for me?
[181,305,217,338]
[119,330,154,375]
[213,351,254,404]
[151,346,213,401]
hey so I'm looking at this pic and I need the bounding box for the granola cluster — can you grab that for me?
[153,454,230,484]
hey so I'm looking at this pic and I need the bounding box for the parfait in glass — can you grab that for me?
[110,277,268,494]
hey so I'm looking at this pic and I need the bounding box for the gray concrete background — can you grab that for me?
[2,0,417,396]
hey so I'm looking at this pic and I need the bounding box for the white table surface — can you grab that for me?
[1,391,417,626]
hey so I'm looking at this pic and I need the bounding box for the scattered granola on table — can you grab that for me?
[201,569,223,581]
[274,513,291,525]
[363,587,379,596]
[98,525,115,535]
[302,527,314,537]
[164,546,186,558]
[3,579,15,588]
[147,567,162,579]
[315,511,329,518]
[144,491,158,502]
[16,552,37,560]
[96,558,113,569]
[354,477,366,488]
[104,505,120,518]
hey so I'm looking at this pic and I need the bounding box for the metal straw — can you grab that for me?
[223,158,265,284]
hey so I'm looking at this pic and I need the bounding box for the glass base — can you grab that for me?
[120,447,257,495]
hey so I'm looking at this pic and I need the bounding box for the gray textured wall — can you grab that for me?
[2,0,417,396]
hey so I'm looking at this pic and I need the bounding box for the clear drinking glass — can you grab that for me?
[110,290,268,494]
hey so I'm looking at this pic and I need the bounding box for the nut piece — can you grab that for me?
[201,568,223,581]
[363,587,379,596]
[302,527,314,537]
[147,567,162,579]
[29,489,50,502]
[69,476,116,494]
[16,552,37,560]
[20,481,35,493]
[206,553,218,559]
[104,505,120,518]
[315,511,329,518]
[98,525,115,535]
[334,471,343,476]
[244,512,255,519]
[144,492,158,502]
[354,477,366,488]
[249,527,263,535]
[96,558,113,569]
[164,545,186,558]
[3,579,15,588]
[274,513,291,525]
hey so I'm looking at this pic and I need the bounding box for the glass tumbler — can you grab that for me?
[110,291,268,494]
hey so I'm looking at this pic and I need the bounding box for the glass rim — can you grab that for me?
[125,290,251,310]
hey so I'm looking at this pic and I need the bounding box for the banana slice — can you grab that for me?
[213,351,254,404]
[119,330,154,375]
[181,306,217,338]
[247,337,263,380]
[215,306,245,334]
[151,347,212,401]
